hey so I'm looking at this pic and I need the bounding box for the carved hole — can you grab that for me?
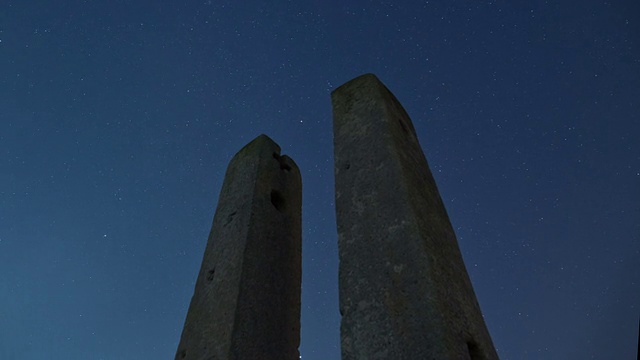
[206,268,215,281]
[344,162,350,170]
[281,163,291,171]
[179,349,187,358]
[467,340,482,360]
[272,152,291,171]
[270,190,285,212]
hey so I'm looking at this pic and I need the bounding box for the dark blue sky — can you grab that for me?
[1,1,638,359]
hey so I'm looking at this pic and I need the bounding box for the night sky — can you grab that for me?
[1,1,638,359]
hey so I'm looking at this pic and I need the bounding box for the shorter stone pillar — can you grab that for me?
[175,134,302,360]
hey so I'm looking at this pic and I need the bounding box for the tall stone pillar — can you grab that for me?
[175,134,302,360]
[332,74,498,359]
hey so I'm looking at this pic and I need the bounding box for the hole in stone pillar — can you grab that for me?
[272,152,291,171]
[206,268,215,281]
[344,162,350,170]
[270,190,285,212]
[466,340,482,360]
[179,349,187,358]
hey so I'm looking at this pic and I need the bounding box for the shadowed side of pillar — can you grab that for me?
[175,134,302,360]
[332,74,498,360]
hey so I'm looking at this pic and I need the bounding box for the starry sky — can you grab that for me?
[1,1,638,359]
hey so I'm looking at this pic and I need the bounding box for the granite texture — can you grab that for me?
[175,134,302,360]
[332,74,498,360]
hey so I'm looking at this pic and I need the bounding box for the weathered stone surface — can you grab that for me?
[332,74,498,360]
[175,134,302,360]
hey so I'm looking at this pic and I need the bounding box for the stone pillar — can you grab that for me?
[332,74,498,360]
[175,134,302,360]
